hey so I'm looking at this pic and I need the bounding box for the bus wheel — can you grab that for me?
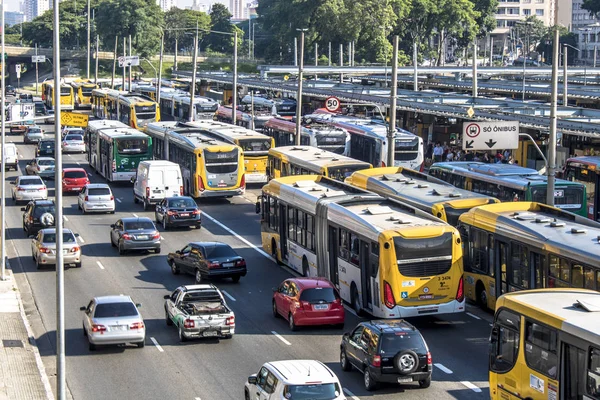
[302,256,309,277]
[351,284,362,316]
[476,282,488,311]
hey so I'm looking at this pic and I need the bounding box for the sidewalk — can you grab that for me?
[0,268,53,400]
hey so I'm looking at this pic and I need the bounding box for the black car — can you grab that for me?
[154,196,201,230]
[5,85,15,96]
[340,320,432,391]
[34,102,46,117]
[167,242,246,284]
[22,200,56,237]
[36,139,56,157]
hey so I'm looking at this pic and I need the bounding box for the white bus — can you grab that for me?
[159,91,219,122]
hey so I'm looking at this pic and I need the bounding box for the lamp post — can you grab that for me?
[142,58,157,88]
[579,27,591,85]
[546,0,559,206]
[516,21,533,101]
[562,43,579,106]
[295,28,307,146]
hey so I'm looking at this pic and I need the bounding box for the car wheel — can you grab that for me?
[133,194,139,204]
[82,324,87,337]
[162,218,168,230]
[118,241,126,255]
[288,313,297,331]
[155,247,161,254]
[35,256,42,270]
[364,368,377,391]
[110,235,116,247]
[165,310,173,326]
[222,334,233,339]
[245,389,250,400]
[231,275,240,283]
[143,199,149,211]
[340,349,351,371]
[419,376,431,388]
[75,262,82,268]
[351,284,362,316]
[137,341,145,348]
[169,260,180,275]
[195,224,201,229]
[476,282,488,311]
[178,325,187,342]
[81,206,86,215]
[88,342,96,351]
[272,301,280,318]
[195,269,202,284]
[335,322,345,330]
[77,201,81,210]
[155,213,159,224]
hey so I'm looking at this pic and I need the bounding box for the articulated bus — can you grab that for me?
[109,92,160,131]
[489,289,600,400]
[309,111,424,170]
[263,117,349,154]
[145,121,245,198]
[91,88,125,120]
[214,105,274,130]
[257,175,465,318]
[345,167,499,226]
[182,120,274,184]
[159,92,219,122]
[429,162,588,218]
[562,155,600,221]
[268,145,372,182]
[71,81,98,109]
[458,201,600,311]
[41,81,75,111]
[87,120,153,182]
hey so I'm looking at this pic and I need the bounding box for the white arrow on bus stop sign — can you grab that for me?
[462,121,519,151]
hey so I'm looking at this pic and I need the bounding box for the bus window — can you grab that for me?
[470,229,489,274]
[587,348,600,399]
[584,267,596,290]
[524,320,558,379]
[349,234,360,266]
[509,243,529,289]
[532,253,545,288]
[572,264,584,288]
[490,310,520,373]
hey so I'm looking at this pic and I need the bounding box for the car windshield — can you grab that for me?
[205,245,235,258]
[124,220,155,230]
[64,171,87,179]
[33,205,56,218]
[28,128,42,133]
[299,287,339,303]
[88,187,111,196]
[20,177,43,186]
[94,302,138,318]
[282,383,342,400]
[380,332,426,355]
[37,159,55,166]
[167,198,196,208]
[42,232,77,243]
[65,135,83,141]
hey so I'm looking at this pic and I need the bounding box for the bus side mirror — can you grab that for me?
[130,177,136,184]
[265,167,271,177]
[255,201,261,214]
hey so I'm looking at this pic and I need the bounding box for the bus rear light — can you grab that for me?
[372,355,381,367]
[240,174,246,189]
[112,160,116,172]
[198,177,205,192]
[383,281,396,309]
[456,276,464,303]
[180,185,184,195]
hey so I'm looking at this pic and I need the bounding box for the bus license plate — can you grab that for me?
[419,294,434,300]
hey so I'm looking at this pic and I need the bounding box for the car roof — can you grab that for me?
[190,242,230,248]
[121,217,154,223]
[265,360,338,385]
[179,284,219,291]
[31,200,55,206]
[85,183,110,189]
[36,157,55,161]
[289,277,335,290]
[365,319,418,333]
[94,295,134,304]
[165,196,194,201]
[63,168,86,173]
[39,228,74,234]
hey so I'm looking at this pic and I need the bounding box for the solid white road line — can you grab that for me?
[77,235,85,243]
[132,213,139,218]
[96,261,105,270]
[115,198,122,203]
[461,381,482,393]
[466,312,482,320]
[343,388,360,400]
[63,216,69,222]
[271,331,291,346]
[150,337,164,352]
[222,290,236,302]
[19,154,23,158]
[434,363,453,374]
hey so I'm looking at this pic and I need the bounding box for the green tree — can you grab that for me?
[207,3,241,54]
[164,8,211,55]
[582,0,600,18]
[514,16,546,56]
[536,26,577,65]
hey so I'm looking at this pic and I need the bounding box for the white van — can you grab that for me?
[3,143,18,171]
[133,160,183,210]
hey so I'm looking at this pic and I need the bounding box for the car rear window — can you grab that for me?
[65,135,83,141]
[20,177,44,186]
[283,383,342,400]
[94,302,138,318]
[39,141,55,148]
[64,171,87,179]
[124,220,155,230]
[88,188,111,196]
[380,332,427,355]
[299,287,339,303]
[167,198,196,208]
[37,159,54,166]
[42,232,77,243]
[205,245,235,258]
[33,205,56,218]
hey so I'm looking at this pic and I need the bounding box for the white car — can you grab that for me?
[31,228,81,269]
[78,183,115,214]
[62,127,85,139]
[11,176,48,204]
[245,360,346,400]
[62,133,86,153]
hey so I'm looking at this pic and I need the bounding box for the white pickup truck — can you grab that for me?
[164,284,235,342]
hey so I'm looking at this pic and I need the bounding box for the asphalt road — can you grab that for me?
[3,120,494,400]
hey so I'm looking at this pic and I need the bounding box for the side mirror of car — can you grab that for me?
[135,303,142,308]
[74,233,80,237]
[247,375,257,385]
[79,306,86,311]
[163,295,170,300]
[130,177,136,184]
[11,181,15,185]
[20,207,25,211]
[110,224,115,228]
[175,250,181,254]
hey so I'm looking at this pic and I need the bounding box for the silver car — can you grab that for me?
[11,176,48,204]
[78,184,116,214]
[110,217,161,255]
[24,126,45,144]
[26,157,55,179]
[31,228,81,269]
[62,133,86,153]
[80,295,145,351]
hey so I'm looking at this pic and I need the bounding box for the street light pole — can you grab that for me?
[295,28,307,145]
[86,0,90,79]
[473,36,478,98]
[388,36,398,167]
[413,40,418,91]
[157,33,164,105]
[95,34,99,84]
[232,31,238,125]
[563,45,567,106]
[547,4,559,206]
[1,0,6,282]
[190,25,198,122]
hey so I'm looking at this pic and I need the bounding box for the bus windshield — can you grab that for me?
[60,87,71,95]
[116,138,149,155]
[394,233,453,261]
[203,149,238,174]
[395,138,420,161]
[135,104,156,120]
[328,165,369,181]
[530,186,584,211]
[238,139,271,153]
[82,87,94,96]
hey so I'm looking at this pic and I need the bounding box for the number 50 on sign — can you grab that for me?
[325,96,340,112]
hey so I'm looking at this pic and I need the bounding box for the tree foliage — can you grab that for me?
[514,16,547,54]
[206,4,243,54]
[582,0,600,18]
[164,8,211,54]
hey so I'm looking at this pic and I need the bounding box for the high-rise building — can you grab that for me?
[5,11,25,26]
[24,0,50,22]
[230,0,243,19]
[157,0,177,11]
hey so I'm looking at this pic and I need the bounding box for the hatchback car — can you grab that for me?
[80,295,145,351]
[31,228,81,269]
[62,168,90,194]
[154,196,201,230]
[11,176,48,204]
[24,126,45,144]
[167,242,246,283]
[273,278,345,331]
[62,133,86,153]
[110,217,161,255]
[22,200,56,237]
[340,320,432,391]
[25,157,55,179]
[77,184,115,213]
[44,109,55,124]
[36,139,55,157]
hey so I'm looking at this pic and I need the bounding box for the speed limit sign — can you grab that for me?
[325,96,341,112]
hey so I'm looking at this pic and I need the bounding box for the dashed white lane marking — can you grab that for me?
[132,213,139,218]
[222,291,236,302]
[63,216,69,222]
[67,154,71,157]
[343,388,360,400]
[160,236,165,240]
[77,235,85,243]
[115,198,122,203]
[19,153,23,158]
[195,397,201,400]
[202,212,273,261]
[434,363,453,374]
[461,381,482,393]
[466,312,482,320]
[271,331,291,346]
[150,337,164,352]
[76,161,80,165]
[96,261,105,270]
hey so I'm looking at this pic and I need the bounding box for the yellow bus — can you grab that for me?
[458,201,600,311]
[145,121,245,198]
[182,120,274,184]
[489,288,600,400]
[267,145,372,182]
[106,92,160,131]
[70,81,98,109]
[256,174,465,317]
[42,81,74,111]
[345,166,499,226]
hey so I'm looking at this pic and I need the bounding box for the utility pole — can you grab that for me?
[473,36,478,98]
[328,42,331,66]
[388,36,399,168]
[547,12,560,206]
[1,0,6,282]
[232,31,238,125]
[35,43,39,95]
[339,43,344,83]
[563,45,567,106]
[122,37,126,90]
[94,34,99,84]
[294,37,298,67]
[295,29,307,145]
[111,36,117,89]
[413,40,418,91]
[52,0,66,397]
[190,24,198,122]
[157,33,164,105]
[128,34,132,88]
[174,38,178,73]
[86,0,90,79]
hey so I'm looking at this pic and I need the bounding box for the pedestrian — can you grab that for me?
[446,151,454,162]
[464,151,474,161]
[433,142,444,163]
[495,150,504,163]
[483,153,491,163]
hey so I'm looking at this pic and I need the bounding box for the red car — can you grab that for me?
[272,277,345,331]
[62,168,90,193]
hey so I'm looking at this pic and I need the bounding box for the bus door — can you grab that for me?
[531,252,546,289]
[360,240,372,311]
[561,342,586,399]
[328,226,339,288]
[278,204,288,261]
[494,239,509,301]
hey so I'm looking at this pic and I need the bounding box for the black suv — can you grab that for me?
[154,196,201,230]
[36,139,56,157]
[22,200,56,237]
[340,320,432,391]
